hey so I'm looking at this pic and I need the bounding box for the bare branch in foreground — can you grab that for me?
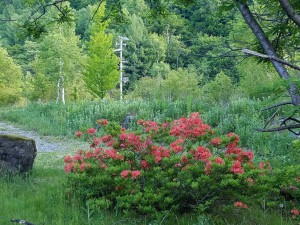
[257,124,300,132]
[242,48,300,71]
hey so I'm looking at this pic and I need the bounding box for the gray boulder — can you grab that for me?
[0,134,37,174]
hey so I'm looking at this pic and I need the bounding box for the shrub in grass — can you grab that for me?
[64,113,283,218]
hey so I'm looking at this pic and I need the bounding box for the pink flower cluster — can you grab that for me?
[291,207,300,220]
[234,201,248,209]
[121,170,141,179]
[169,112,213,139]
[65,113,272,208]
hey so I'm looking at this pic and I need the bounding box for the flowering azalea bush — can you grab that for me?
[64,113,280,217]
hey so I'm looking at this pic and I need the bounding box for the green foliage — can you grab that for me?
[129,67,201,101]
[30,23,85,102]
[201,71,235,102]
[237,59,281,99]
[0,46,22,106]
[83,4,119,99]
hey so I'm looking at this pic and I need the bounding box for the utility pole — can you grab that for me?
[115,36,129,100]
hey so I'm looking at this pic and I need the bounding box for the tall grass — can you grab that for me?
[0,98,296,166]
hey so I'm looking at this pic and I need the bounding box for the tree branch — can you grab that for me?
[236,1,300,105]
[90,0,105,21]
[262,101,293,111]
[257,123,300,132]
[0,18,17,22]
[278,0,300,28]
[28,0,68,23]
[242,48,300,71]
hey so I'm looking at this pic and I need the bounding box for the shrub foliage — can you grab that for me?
[65,113,299,218]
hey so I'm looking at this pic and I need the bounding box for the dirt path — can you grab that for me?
[0,121,86,152]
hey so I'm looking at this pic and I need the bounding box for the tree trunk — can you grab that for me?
[278,0,300,28]
[56,76,60,103]
[61,75,65,104]
[236,1,300,105]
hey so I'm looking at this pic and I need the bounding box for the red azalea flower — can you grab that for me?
[131,170,141,179]
[259,161,272,171]
[204,160,212,175]
[234,201,248,208]
[291,208,300,216]
[87,128,96,135]
[64,155,72,163]
[210,137,222,146]
[231,161,244,174]
[97,119,108,126]
[181,155,188,164]
[75,131,83,138]
[80,163,86,172]
[101,135,112,142]
[215,157,225,165]
[141,160,150,169]
[120,170,130,178]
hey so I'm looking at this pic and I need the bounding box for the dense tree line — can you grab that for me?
[0,0,299,114]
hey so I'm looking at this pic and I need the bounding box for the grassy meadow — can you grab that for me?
[0,98,299,224]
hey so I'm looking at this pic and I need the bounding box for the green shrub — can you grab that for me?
[64,113,281,219]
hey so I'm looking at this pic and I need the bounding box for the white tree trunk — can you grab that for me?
[61,75,65,104]
[56,76,60,103]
